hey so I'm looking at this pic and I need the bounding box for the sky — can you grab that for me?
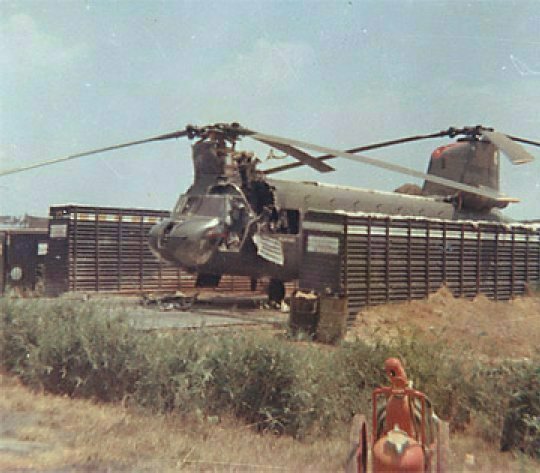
[1,0,539,220]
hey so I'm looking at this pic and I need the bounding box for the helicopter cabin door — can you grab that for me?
[223,196,251,251]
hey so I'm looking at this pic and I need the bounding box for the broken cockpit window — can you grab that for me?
[173,195,228,219]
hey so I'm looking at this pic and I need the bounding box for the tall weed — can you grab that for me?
[1,298,141,400]
[202,334,320,435]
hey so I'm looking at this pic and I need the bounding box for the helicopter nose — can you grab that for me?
[149,218,224,269]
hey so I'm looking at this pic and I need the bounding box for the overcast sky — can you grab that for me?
[1,0,539,220]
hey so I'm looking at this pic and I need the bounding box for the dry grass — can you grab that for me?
[1,374,538,472]
[349,288,540,359]
[0,374,346,472]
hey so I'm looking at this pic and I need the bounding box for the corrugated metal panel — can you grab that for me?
[45,204,265,295]
[300,211,540,317]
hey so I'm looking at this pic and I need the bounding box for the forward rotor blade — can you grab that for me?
[480,129,535,165]
[0,129,189,177]
[250,131,508,201]
[253,137,334,173]
[263,130,448,174]
[263,130,449,175]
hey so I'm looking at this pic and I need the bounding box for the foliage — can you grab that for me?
[498,363,540,458]
[0,298,141,400]
[202,333,321,435]
[130,331,209,412]
[1,297,538,455]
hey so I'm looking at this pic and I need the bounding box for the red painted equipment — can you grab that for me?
[349,358,449,473]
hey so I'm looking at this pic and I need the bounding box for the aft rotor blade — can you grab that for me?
[0,129,189,177]
[253,137,334,173]
[263,130,450,175]
[480,129,535,165]
[250,131,508,201]
[507,135,540,148]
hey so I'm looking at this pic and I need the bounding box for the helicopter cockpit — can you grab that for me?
[173,194,229,219]
[152,186,256,264]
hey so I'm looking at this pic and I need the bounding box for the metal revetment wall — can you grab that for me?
[0,230,49,295]
[0,233,4,294]
[299,212,346,294]
[301,210,540,315]
[45,204,258,296]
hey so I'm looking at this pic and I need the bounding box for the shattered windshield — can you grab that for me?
[173,195,228,218]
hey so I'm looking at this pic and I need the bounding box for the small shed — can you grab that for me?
[0,229,49,295]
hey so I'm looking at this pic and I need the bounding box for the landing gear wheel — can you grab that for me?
[268,279,285,306]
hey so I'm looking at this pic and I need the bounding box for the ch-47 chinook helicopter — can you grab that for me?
[2,122,538,302]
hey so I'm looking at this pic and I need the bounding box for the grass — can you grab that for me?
[1,374,538,472]
[0,374,347,472]
[1,296,539,469]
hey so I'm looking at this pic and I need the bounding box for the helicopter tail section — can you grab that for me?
[422,140,508,211]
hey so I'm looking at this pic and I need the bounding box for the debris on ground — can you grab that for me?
[140,291,198,311]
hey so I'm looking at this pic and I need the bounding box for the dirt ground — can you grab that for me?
[348,287,540,359]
